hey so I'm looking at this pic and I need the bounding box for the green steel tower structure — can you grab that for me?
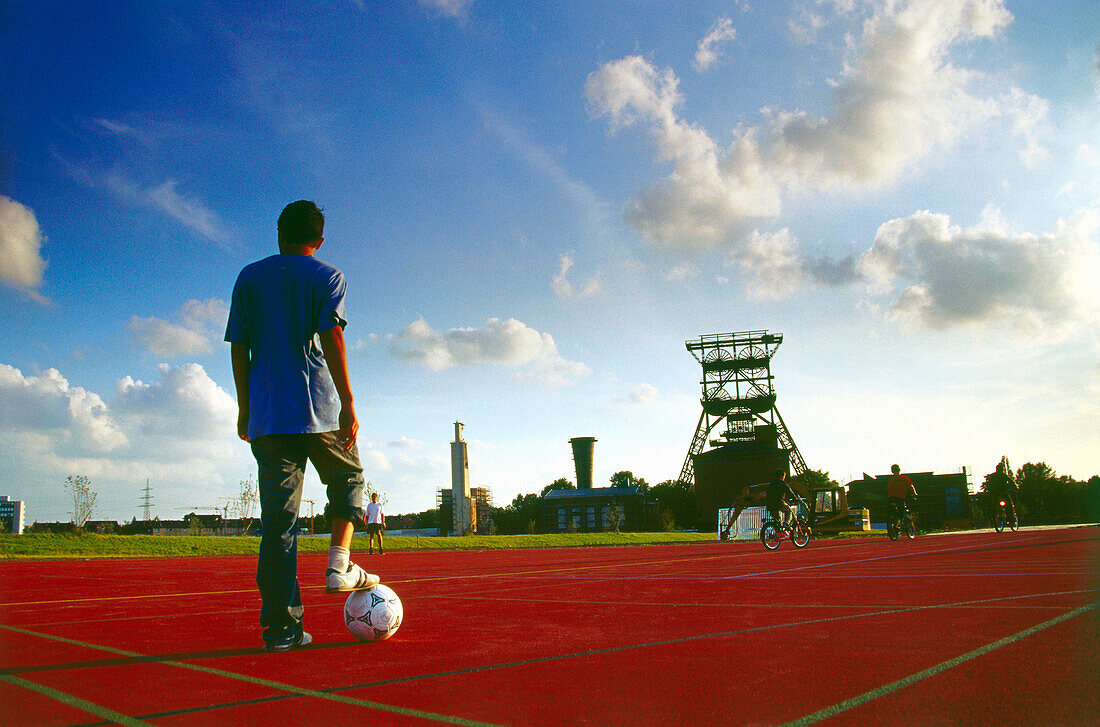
[678,330,806,486]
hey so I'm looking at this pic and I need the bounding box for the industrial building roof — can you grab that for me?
[542,486,642,500]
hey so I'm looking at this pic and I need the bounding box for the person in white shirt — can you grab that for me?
[366,491,385,555]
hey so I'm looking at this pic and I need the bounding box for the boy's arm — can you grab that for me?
[230,343,251,442]
[317,324,358,450]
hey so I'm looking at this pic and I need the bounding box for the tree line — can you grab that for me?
[389,471,698,535]
[978,460,1099,524]
[29,460,1097,535]
[397,460,1098,534]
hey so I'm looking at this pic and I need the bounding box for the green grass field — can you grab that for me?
[0,529,890,560]
[0,531,714,559]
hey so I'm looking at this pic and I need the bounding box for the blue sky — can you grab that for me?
[2,0,1098,524]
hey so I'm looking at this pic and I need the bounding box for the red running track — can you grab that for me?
[0,526,1096,726]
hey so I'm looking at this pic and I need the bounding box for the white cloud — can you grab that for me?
[859,208,1100,332]
[112,363,238,445]
[552,253,602,299]
[0,362,251,521]
[144,181,229,242]
[95,118,139,136]
[419,0,474,18]
[93,117,155,148]
[513,355,592,388]
[129,321,213,358]
[665,264,700,281]
[789,7,829,45]
[723,227,864,299]
[130,298,229,358]
[629,383,659,404]
[1004,88,1049,168]
[356,441,392,472]
[389,317,590,385]
[480,107,607,229]
[63,161,231,245]
[1095,41,1100,100]
[694,18,738,72]
[0,364,127,453]
[0,196,47,293]
[738,228,805,299]
[586,0,1022,248]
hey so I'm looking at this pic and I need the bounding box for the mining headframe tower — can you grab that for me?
[679,330,808,528]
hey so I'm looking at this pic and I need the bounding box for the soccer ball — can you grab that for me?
[344,584,403,642]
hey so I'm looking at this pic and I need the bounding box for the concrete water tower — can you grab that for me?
[569,437,596,489]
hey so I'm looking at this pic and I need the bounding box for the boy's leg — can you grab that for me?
[332,517,355,549]
[308,433,379,592]
[377,527,384,554]
[251,435,308,649]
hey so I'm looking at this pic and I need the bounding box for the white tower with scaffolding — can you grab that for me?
[451,422,473,535]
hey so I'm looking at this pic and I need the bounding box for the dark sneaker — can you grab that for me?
[265,631,312,653]
[325,562,380,594]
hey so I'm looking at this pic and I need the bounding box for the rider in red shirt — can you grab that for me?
[886,464,917,523]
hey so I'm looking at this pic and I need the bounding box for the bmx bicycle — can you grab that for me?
[760,497,811,550]
[887,500,916,541]
[992,498,1019,532]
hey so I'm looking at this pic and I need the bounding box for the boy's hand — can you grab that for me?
[337,403,358,450]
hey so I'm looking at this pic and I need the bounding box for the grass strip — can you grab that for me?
[0,531,721,559]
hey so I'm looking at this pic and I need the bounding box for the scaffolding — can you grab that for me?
[678,330,806,485]
[437,486,494,534]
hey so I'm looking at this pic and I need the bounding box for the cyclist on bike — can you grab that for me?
[766,469,797,531]
[986,461,1018,520]
[886,464,917,525]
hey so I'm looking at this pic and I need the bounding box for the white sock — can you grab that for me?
[328,546,350,573]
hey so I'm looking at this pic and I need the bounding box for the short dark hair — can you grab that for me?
[775,469,785,478]
[278,200,325,246]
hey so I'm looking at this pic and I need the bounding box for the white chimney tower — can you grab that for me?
[451,422,472,535]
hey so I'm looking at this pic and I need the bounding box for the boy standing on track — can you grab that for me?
[366,491,385,555]
[226,200,380,653]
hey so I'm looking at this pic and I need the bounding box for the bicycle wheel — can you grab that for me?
[761,522,782,550]
[1010,513,1019,532]
[904,516,916,539]
[993,513,1005,533]
[791,520,810,548]
[887,518,899,541]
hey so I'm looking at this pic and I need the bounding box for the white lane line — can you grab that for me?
[782,603,1097,727]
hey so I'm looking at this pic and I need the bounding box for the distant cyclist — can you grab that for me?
[986,461,1018,520]
[766,469,797,531]
[886,464,917,524]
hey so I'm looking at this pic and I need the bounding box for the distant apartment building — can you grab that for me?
[0,496,26,534]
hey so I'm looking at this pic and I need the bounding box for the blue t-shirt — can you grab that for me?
[225,254,348,440]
